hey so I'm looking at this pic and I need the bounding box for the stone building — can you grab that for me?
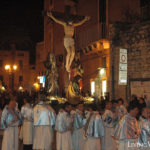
[0,48,35,91]
[38,0,141,99]
[109,21,150,102]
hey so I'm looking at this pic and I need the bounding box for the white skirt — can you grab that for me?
[56,131,73,150]
[101,127,117,150]
[118,139,139,150]
[22,121,33,145]
[84,137,101,150]
[72,128,85,150]
[33,125,53,150]
[2,126,18,150]
[139,138,150,150]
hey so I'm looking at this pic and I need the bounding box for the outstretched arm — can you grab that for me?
[74,16,90,27]
[47,12,65,26]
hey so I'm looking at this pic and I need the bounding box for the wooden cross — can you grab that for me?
[45,5,85,24]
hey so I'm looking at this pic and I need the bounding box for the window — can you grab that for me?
[19,60,23,69]
[18,53,24,57]
[102,57,106,68]
[0,75,3,81]
[102,80,107,96]
[91,81,95,95]
[99,0,106,38]
[99,0,106,23]
[140,0,150,20]
[140,0,150,7]
[50,0,53,5]
[0,60,3,67]
[19,76,23,82]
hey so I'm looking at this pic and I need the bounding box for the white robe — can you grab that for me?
[102,109,117,150]
[113,114,141,150]
[118,139,139,150]
[83,112,104,150]
[72,110,86,150]
[55,111,73,150]
[1,106,21,150]
[33,101,56,150]
[101,126,116,150]
[21,121,33,145]
[2,126,18,150]
[33,126,53,150]
[84,137,101,150]
[20,103,34,145]
[56,131,73,150]
[72,128,85,150]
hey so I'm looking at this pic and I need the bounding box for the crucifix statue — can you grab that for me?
[47,6,90,73]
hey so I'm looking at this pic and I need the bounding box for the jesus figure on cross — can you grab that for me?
[47,11,90,73]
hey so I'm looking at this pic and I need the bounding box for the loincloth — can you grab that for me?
[64,37,75,48]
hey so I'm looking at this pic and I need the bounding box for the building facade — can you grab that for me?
[109,21,150,102]
[75,0,140,100]
[41,0,141,100]
[0,49,35,91]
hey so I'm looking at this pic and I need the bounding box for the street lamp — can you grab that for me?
[5,65,11,71]
[4,64,17,90]
[5,64,17,72]
[33,82,40,91]
[13,65,17,70]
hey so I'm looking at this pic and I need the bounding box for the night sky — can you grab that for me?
[0,0,44,63]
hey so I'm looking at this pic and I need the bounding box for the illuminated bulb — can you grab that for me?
[13,65,17,70]
[33,83,40,90]
[18,86,23,91]
[5,65,10,70]
[1,86,5,91]
[100,68,105,75]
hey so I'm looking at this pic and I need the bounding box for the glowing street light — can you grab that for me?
[1,86,5,91]
[98,68,106,77]
[100,68,105,76]
[13,65,17,70]
[5,65,10,71]
[33,82,40,91]
[4,64,18,71]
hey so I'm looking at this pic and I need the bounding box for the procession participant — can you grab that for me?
[102,101,118,150]
[113,101,141,150]
[138,98,147,117]
[33,92,56,150]
[55,102,73,150]
[111,99,119,113]
[72,102,86,150]
[117,98,127,120]
[1,96,21,150]
[138,107,150,150]
[83,104,104,150]
[20,97,33,150]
